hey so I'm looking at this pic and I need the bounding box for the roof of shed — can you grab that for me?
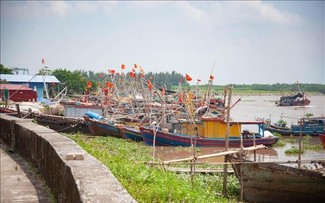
[0,84,33,90]
[0,74,60,83]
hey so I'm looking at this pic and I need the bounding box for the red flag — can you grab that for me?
[41,58,45,64]
[87,81,92,88]
[106,82,113,88]
[185,74,192,81]
[121,64,126,69]
[147,80,153,91]
[129,72,136,78]
[108,69,115,75]
[210,75,214,80]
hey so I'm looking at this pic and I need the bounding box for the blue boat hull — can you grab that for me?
[140,127,278,147]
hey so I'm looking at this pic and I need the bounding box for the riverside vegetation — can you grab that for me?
[66,133,240,202]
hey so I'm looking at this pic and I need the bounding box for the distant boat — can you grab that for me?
[275,92,310,106]
[139,118,278,147]
[230,156,325,203]
[275,82,310,107]
[265,117,325,136]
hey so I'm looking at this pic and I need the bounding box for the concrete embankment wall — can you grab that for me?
[0,113,136,203]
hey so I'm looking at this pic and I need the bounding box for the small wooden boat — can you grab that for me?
[83,113,123,138]
[320,134,325,148]
[118,125,143,142]
[32,112,90,133]
[265,117,325,136]
[230,156,325,203]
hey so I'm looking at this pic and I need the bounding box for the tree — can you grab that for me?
[52,69,88,95]
[0,64,13,74]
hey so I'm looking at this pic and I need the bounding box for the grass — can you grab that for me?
[66,133,240,203]
[272,133,323,154]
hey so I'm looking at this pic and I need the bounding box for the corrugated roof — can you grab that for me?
[0,74,60,83]
[0,84,33,90]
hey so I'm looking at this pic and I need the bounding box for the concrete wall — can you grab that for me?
[0,113,136,203]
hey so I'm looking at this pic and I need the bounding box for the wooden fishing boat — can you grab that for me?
[265,117,325,136]
[275,82,310,107]
[118,125,143,142]
[32,112,90,133]
[230,156,325,203]
[83,113,123,138]
[320,134,325,148]
[275,92,310,106]
[139,119,278,147]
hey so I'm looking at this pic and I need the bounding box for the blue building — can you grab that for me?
[0,74,60,100]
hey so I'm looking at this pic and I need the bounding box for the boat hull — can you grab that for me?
[231,158,325,203]
[119,126,143,141]
[139,127,278,147]
[83,116,122,138]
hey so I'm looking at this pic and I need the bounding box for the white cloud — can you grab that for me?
[178,1,207,21]
[49,1,70,17]
[75,2,98,13]
[243,1,303,24]
[202,1,304,27]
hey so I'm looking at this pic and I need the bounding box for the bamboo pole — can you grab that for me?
[223,85,232,197]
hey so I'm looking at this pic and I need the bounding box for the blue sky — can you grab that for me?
[1,1,324,85]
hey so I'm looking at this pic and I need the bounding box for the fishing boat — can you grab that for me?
[118,125,143,142]
[275,92,310,106]
[139,118,278,147]
[230,156,325,203]
[83,112,123,138]
[320,134,325,148]
[275,82,310,106]
[265,117,325,136]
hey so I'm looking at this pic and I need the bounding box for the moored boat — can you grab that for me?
[265,117,325,136]
[230,156,325,203]
[139,118,278,147]
[83,112,123,138]
[118,125,143,142]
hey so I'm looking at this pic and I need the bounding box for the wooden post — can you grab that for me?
[15,103,21,118]
[223,85,232,197]
[298,118,303,169]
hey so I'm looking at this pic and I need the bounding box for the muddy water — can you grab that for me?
[154,95,325,163]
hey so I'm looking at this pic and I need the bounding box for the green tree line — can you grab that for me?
[1,64,324,95]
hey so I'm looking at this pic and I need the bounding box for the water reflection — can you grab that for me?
[154,137,324,164]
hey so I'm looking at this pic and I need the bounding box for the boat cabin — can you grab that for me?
[177,118,265,139]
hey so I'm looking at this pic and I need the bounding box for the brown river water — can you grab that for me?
[155,95,325,163]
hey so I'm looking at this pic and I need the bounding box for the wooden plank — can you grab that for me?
[165,167,234,174]
[162,145,266,164]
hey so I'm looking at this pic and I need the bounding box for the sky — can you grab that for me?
[1,1,324,85]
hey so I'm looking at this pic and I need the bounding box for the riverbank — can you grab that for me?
[66,132,240,202]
